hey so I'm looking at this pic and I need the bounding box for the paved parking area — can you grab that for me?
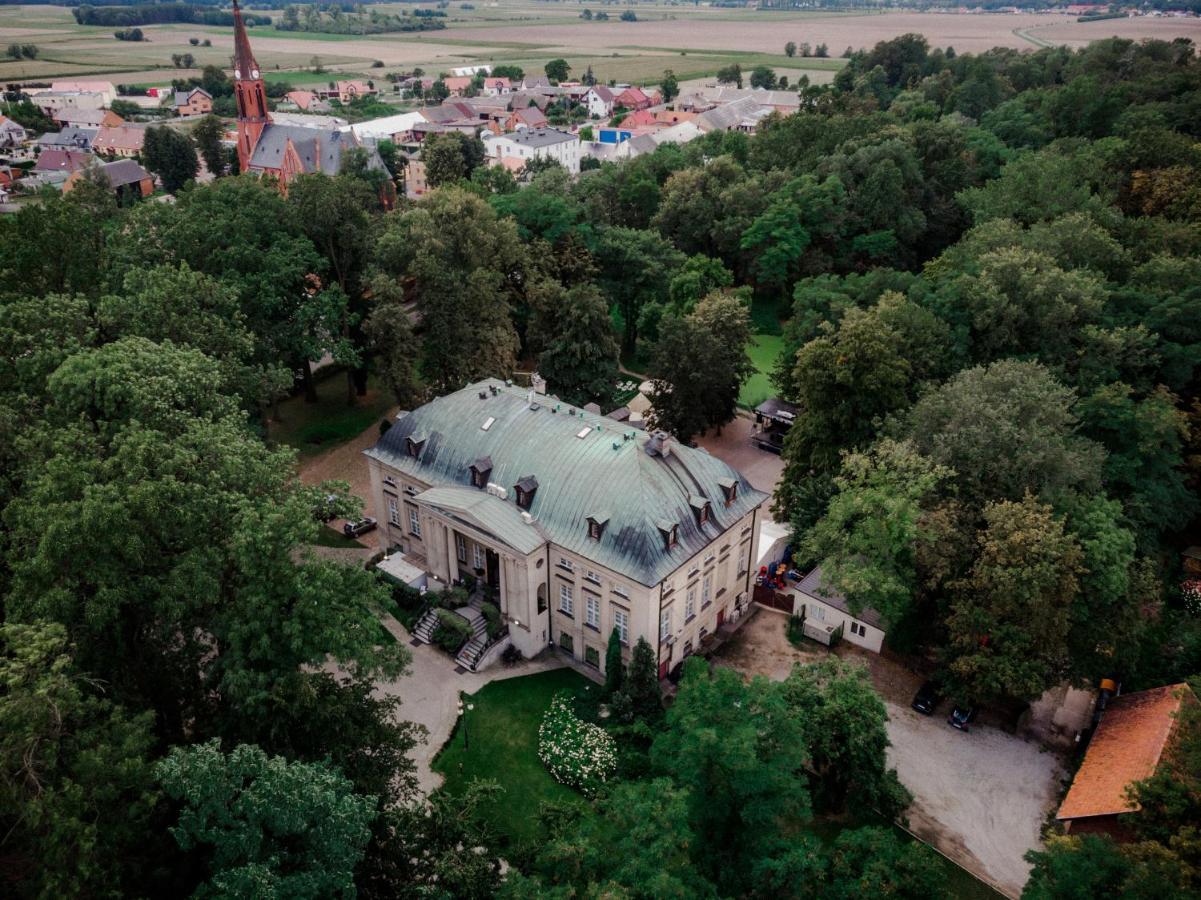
[695,414,785,495]
[716,611,1064,898]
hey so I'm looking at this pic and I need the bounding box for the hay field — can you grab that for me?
[2,3,1199,89]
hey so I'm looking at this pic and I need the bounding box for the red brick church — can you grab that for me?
[231,0,389,190]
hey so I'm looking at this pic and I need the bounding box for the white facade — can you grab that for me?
[484,128,581,175]
[584,88,614,118]
[790,576,886,654]
[32,91,106,115]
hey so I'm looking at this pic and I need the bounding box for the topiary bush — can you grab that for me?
[537,692,617,797]
[479,601,503,639]
[432,608,472,654]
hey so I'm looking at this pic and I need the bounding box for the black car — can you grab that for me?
[911,681,941,716]
[948,706,978,732]
[343,517,377,537]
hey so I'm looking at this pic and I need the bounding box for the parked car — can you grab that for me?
[911,681,942,715]
[948,705,978,732]
[343,517,377,537]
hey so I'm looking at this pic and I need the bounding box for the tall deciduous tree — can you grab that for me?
[142,124,199,193]
[191,114,226,177]
[536,284,620,408]
[374,187,524,389]
[156,740,377,899]
[945,494,1083,704]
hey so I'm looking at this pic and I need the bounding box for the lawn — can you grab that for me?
[432,667,597,847]
[740,332,784,409]
[311,525,364,549]
[267,368,394,457]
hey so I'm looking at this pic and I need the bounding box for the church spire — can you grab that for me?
[231,0,269,173]
[231,0,260,83]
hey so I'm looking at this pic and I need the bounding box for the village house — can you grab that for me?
[31,90,107,117]
[35,126,97,152]
[0,115,28,148]
[479,77,512,97]
[332,80,377,104]
[1057,682,1196,840]
[615,86,657,111]
[65,158,154,201]
[93,124,147,158]
[503,106,549,132]
[364,380,767,675]
[441,76,475,97]
[33,147,93,175]
[789,567,887,653]
[50,80,117,105]
[228,1,389,197]
[174,87,213,118]
[283,90,332,113]
[54,108,124,129]
[484,127,581,174]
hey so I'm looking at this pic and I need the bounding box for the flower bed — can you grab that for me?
[537,691,617,797]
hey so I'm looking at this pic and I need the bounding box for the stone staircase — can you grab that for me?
[454,609,489,670]
[413,607,439,644]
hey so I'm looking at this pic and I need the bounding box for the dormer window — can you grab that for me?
[515,475,538,509]
[690,495,711,527]
[587,514,609,541]
[719,478,738,506]
[469,455,492,488]
[406,434,426,459]
[658,521,679,550]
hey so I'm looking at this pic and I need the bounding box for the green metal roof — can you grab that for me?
[365,379,768,586]
[416,486,547,555]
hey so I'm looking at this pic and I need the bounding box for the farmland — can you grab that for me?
[2,2,1199,90]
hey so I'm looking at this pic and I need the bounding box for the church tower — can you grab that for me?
[231,0,269,172]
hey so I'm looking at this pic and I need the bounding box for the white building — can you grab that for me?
[584,85,617,118]
[484,127,581,175]
[30,90,107,116]
[50,80,118,106]
[790,566,886,654]
[364,380,767,674]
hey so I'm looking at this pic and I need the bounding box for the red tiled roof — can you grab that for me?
[1058,683,1192,821]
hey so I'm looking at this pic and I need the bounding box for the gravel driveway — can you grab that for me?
[717,611,1065,898]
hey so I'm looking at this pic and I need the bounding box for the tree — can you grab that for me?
[620,636,663,722]
[945,494,1083,704]
[0,621,164,899]
[604,626,623,695]
[156,740,376,899]
[715,63,743,88]
[900,360,1105,512]
[374,186,524,389]
[651,659,811,896]
[363,290,422,408]
[781,658,911,816]
[536,284,620,408]
[191,114,226,177]
[661,68,679,102]
[801,439,952,629]
[620,9,637,20]
[750,65,778,90]
[423,131,486,188]
[785,41,797,58]
[1024,833,1197,899]
[544,58,571,83]
[593,225,686,354]
[827,827,951,900]
[141,125,198,193]
[648,294,753,443]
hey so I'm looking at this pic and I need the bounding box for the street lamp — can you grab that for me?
[457,698,475,751]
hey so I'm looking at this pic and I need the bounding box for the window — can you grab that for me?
[584,570,601,585]
[687,564,700,579]
[737,546,749,575]
[685,587,696,622]
[660,522,679,550]
[558,556,574,572]
[587,515,608,540]
[586,596,600,628]
[660,607,672,641]
[405,436,424,458]
[456,533,466,563]
[473,544,484,570]
[613,608,629,644]
[612,584,629,599]
[408,505,421,537]
[850,622,866,637]
[701,574,712,607]
[809,604,825,622]
[584,646,600,668]
[720,478,738,506]
[704,552,715,566]
[515,476,538,509]
[559,583,574,616]
[386,495,401,527]
[383,474,397,487]
[559,632,574,655]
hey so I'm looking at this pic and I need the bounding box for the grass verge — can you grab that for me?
[268,368,393,457]
[740,332,784,409]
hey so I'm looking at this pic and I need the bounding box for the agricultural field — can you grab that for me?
[2,2,1199,91]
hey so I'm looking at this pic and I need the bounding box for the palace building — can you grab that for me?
[365,380,768,678]
[230,0,388,189]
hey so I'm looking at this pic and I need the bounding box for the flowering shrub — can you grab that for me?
[537,692,616,796]
[1183,579,1201,615]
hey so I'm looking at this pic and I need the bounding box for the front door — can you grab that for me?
[717,608,725,628]
[485,548,500,592]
